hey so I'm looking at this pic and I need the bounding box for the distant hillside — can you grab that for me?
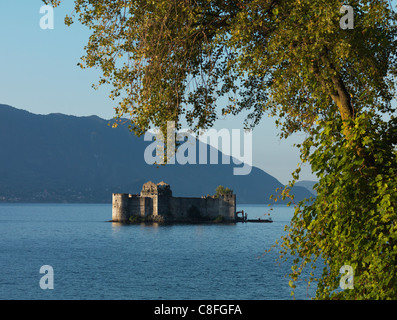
[0,104,313,203]
[295,180,318,196]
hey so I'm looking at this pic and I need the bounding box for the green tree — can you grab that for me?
[46,0,397,299]
[215,185,233,197]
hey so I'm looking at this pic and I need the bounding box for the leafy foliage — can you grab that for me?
[215,185,233,197]
[45,0,397,299]
[280,111,397,299]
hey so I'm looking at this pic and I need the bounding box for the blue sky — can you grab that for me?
[8,1,396,184]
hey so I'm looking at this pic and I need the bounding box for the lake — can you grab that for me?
[0,203,317,300]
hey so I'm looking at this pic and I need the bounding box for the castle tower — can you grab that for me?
[140,181,159,215]
[156,181,172,216]
[139,181,172,216]
[223,194,237,221]
[112,193,130,222]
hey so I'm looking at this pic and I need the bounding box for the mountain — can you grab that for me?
[295,180,318,196]
[0,104,313,203]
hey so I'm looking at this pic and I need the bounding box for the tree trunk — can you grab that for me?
[329,74,355,137]
[329,74,374,166]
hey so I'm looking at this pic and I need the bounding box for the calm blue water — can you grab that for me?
[0,203,317,300]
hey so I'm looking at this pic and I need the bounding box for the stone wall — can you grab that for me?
[112,193,153,221]
[169,197,203,220]
[112,183,236,222]
[112,193,130,222]
[168,195,236,221]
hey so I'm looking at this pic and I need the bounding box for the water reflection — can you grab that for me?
[111,221,162,234]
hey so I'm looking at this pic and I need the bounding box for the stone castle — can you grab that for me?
[112,181,236,223]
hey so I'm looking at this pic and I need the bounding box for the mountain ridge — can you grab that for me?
[0,104,314,203]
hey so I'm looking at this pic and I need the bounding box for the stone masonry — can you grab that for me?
[112,181,236,222]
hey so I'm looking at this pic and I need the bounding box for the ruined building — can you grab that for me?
[112,181,236,222]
